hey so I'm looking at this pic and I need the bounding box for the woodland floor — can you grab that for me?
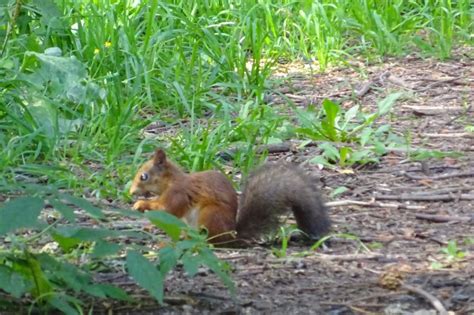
[99,50,474,314]
[26,50,474,314]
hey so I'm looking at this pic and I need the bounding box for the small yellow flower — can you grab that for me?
[104,41,112,48]
[94,48,100,54]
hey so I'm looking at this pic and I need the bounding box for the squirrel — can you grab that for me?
[129,149,330,244]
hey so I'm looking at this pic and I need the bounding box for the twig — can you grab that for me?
[397,186,474,195]
[355,80,375,97]
[349,305,382,314]
[402,105,472,116]
[386,73,414,90]
[415,76,464,92]
[414,213,472,223]
[401,283,448,315]
[313,253,385,261]
[403,170,474,180]
[422,132,474,138]
[326,199,426,210]
[344,292,403,304]
[375,193,474,201]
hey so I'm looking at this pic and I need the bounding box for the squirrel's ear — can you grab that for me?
[153,149,167,166]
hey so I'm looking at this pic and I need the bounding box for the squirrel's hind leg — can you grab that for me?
[197,205,237,244]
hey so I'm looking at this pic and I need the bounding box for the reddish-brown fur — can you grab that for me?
[130,149,237,243]
[130,148,330,244]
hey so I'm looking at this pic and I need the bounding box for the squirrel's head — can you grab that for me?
[129,149,179,197]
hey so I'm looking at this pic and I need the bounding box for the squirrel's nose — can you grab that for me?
[129,184,139,196]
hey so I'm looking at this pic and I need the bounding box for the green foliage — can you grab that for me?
[0,197,44,235]
[440,240,466,261]
[309,233,370,253]
[131,211,234,301]
[295,94,403,167]
[165,101,286,175]
[271,226,302,258]
[0,192,234,313]
[408,149,462,161]
[431,240,468,269]
[145,211,187,242]
[330,186,349,198]
[126,251,164,304]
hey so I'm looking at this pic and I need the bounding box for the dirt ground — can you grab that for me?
[95,50,474,315]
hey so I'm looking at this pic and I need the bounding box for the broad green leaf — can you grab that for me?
[309,155,332,168]
[343,105,359,129]
[82,284,108,298]
[54,268,89,293]
[322,99,339,126]
[182,252,199,277]
[24,52,104,105]
[49,295,80,315]
[377,92,403,116]
[375,124,390,135]
[198,248,234,294]
[36,254,89,293]
[28,98,57,138]
[359,127,373,146]
[145,211,186,241]
[0,265,30,298]
[52,232,82,252]
[37,254,130,301]
[93,284,131,301]
[349,150,375,164]
[339,146,351,166]
[91,241,121,258]
[319,142,339,161]
[330,186,349,198]
[52,227,119,251]
[294,127,325,140]
[59,194,104,219]
[109,207,144,218]
[54,227,119,241]
[0,197,44,235]
[176,239,200,251]
[49,199,76,222]
[373,141,387,155]
[126,251,163,304]
[295,107,317,129]
[158,246,178,276]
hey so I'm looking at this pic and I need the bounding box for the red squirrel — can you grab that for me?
[129,149,330,244]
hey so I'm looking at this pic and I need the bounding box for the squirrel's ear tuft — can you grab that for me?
[153,149,167,166]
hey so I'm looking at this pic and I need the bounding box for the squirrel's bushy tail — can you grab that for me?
[236,163,330,239]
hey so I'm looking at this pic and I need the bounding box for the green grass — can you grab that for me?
[1,0,472,198]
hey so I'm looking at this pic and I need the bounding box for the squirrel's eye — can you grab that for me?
[140,173,149,181]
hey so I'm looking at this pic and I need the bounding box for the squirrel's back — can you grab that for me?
[236,163,330,239]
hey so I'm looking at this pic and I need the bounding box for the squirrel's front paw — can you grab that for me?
[133,200,149,212]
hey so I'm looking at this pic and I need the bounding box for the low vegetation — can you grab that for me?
[0,0,472,313]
